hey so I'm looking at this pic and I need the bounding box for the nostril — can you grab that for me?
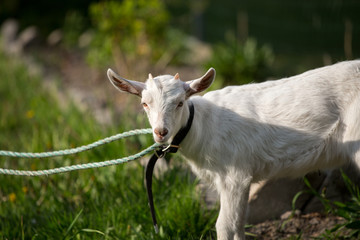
[161,128,169,136]
[154,128,168,137]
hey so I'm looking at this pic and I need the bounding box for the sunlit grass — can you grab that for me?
[0,51,217,239]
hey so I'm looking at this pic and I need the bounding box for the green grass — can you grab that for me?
[0,50,218,239]
[292,172,360,239]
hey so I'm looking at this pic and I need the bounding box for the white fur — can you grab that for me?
[107,60,360,240]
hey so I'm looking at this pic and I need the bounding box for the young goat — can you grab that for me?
[107,60,360,240]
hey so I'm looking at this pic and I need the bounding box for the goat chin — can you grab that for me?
[109,60,360,240]
[153,135,167,144]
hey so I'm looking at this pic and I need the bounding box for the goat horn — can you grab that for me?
[174,73,180,80]
[148,73,154,79]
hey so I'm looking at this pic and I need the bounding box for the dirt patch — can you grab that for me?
[247,212,350,239]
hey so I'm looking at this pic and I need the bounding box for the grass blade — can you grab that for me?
[64,208,84,239]
[80,228,106,235]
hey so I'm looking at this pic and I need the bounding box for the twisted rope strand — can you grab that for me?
[0,128,153,158]
[0,128,163,176]
[0,143,161,176]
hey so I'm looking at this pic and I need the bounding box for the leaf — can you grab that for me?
[303,177,318,195]
[332,201,346,208]
[245,232,257,237]
[335,209,351,219]
[341,169,360,199]
[292,190,306,211]
[328,223,345,233]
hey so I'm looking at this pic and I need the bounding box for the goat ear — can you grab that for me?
[107,68,145,97]
[185,68,216,97]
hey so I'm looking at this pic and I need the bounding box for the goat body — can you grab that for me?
[108,60,360,240]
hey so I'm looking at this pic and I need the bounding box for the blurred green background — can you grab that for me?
[0,0,359,239]
[1,0,359,79]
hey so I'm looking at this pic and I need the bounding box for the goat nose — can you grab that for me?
[154,127,169,137]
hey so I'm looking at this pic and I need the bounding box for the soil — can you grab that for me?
[246,212,351,239]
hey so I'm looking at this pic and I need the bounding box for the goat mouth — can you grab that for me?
[153,135,169,144]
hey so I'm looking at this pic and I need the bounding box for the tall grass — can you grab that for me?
[0,51,217,239]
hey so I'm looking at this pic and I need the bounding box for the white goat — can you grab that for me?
[107,60,360,240]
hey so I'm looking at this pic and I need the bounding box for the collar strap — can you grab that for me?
[145,101,195,233]
[162,101,194,154]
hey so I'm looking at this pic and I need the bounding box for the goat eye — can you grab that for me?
[177,102,184,108]
[142,103,148,108]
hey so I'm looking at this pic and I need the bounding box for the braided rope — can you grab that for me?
[0,129,153,158]
[0,128,162,176]
[0,143,161,176]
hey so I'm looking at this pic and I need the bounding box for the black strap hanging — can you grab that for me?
[145,102,194,233]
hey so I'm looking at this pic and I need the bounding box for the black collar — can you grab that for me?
[145,101,195,233]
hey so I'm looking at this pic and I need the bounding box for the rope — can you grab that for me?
[0,128,153,158]
[0,143,160,176]
[0,128,162,176]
